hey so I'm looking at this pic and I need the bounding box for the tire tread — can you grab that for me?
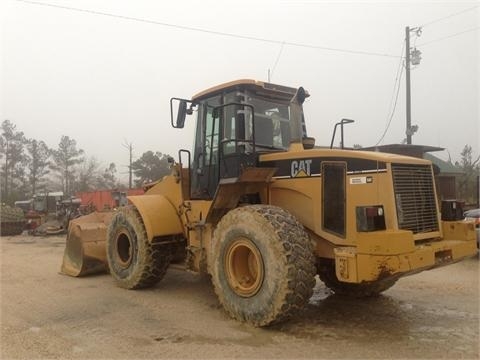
[107,206,171,289]
[212,205,316,326]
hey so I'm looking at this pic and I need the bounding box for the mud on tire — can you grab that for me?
[318,260,397,297]
[210,205,316,327]
[106,206,171,289]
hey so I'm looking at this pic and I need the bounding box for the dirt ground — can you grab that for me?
[1,234,479,359]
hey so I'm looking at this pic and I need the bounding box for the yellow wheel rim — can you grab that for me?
[225,237,264,297]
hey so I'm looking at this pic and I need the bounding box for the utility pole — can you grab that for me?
[405,26,422,145]
[122,140,134,189]
[405,26,412,145]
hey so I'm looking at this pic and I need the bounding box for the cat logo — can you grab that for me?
[291,159,312,178]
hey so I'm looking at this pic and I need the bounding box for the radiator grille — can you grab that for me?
[392,163,439,234]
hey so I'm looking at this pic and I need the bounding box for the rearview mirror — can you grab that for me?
[177,101,187,128]
[170,98,197,129]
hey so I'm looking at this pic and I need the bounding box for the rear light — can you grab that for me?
[356,205,386,232]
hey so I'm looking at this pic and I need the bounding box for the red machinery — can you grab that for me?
[75,189,144,212]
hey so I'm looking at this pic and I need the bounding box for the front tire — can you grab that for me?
[211,205,316,327]
[106,206,171,289]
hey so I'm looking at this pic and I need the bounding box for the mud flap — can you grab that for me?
[61,212,113,277]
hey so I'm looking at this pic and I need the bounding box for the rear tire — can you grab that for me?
[106,206,171,289]
[211,205,316,327]
[318,260,397,297]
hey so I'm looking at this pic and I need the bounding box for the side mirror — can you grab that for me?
[177,101,187,129]
[170,98,196,129]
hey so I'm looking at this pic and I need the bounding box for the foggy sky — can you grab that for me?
[2,0,479,181]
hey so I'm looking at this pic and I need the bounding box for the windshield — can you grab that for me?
[245,94,291,150]
[220,91,292,152]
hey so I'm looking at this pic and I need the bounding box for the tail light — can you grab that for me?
[356,205,386,232]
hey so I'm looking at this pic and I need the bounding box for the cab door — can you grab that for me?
[190,97,221,199]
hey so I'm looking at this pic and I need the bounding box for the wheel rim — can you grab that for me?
[225,237,264,297]
[115,230,134,268]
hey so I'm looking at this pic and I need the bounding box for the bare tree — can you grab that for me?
[99,162,118,189]
[75,156,101,192]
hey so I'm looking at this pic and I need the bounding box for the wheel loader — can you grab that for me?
[61,79,478,327]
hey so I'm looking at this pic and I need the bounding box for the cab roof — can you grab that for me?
[192,79,308,102]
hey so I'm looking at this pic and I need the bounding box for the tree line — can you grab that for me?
[0,120,172,204]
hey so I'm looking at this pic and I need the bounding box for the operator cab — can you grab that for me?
[172,79,309,199]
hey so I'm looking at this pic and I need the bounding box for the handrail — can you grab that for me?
[330,118,355,149]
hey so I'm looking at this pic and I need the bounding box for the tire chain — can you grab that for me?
[108,206,173,289]
[213,205,316,326]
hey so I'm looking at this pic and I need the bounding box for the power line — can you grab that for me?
[420,5,479,28]
[417,26,480,47]
[13,0,400,59]
[375,42,405,146]
[375,63,404,146]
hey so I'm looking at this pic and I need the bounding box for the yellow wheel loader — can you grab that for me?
[61,79,478,327]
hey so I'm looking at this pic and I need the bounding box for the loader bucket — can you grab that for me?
[61,211,114,277]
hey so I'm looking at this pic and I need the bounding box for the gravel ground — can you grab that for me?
[1,234,478,359]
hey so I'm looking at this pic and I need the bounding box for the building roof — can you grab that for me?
[361,143,464,175]
[33,191,64,197]
[361,144,444,158]
[423,153,464,174]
